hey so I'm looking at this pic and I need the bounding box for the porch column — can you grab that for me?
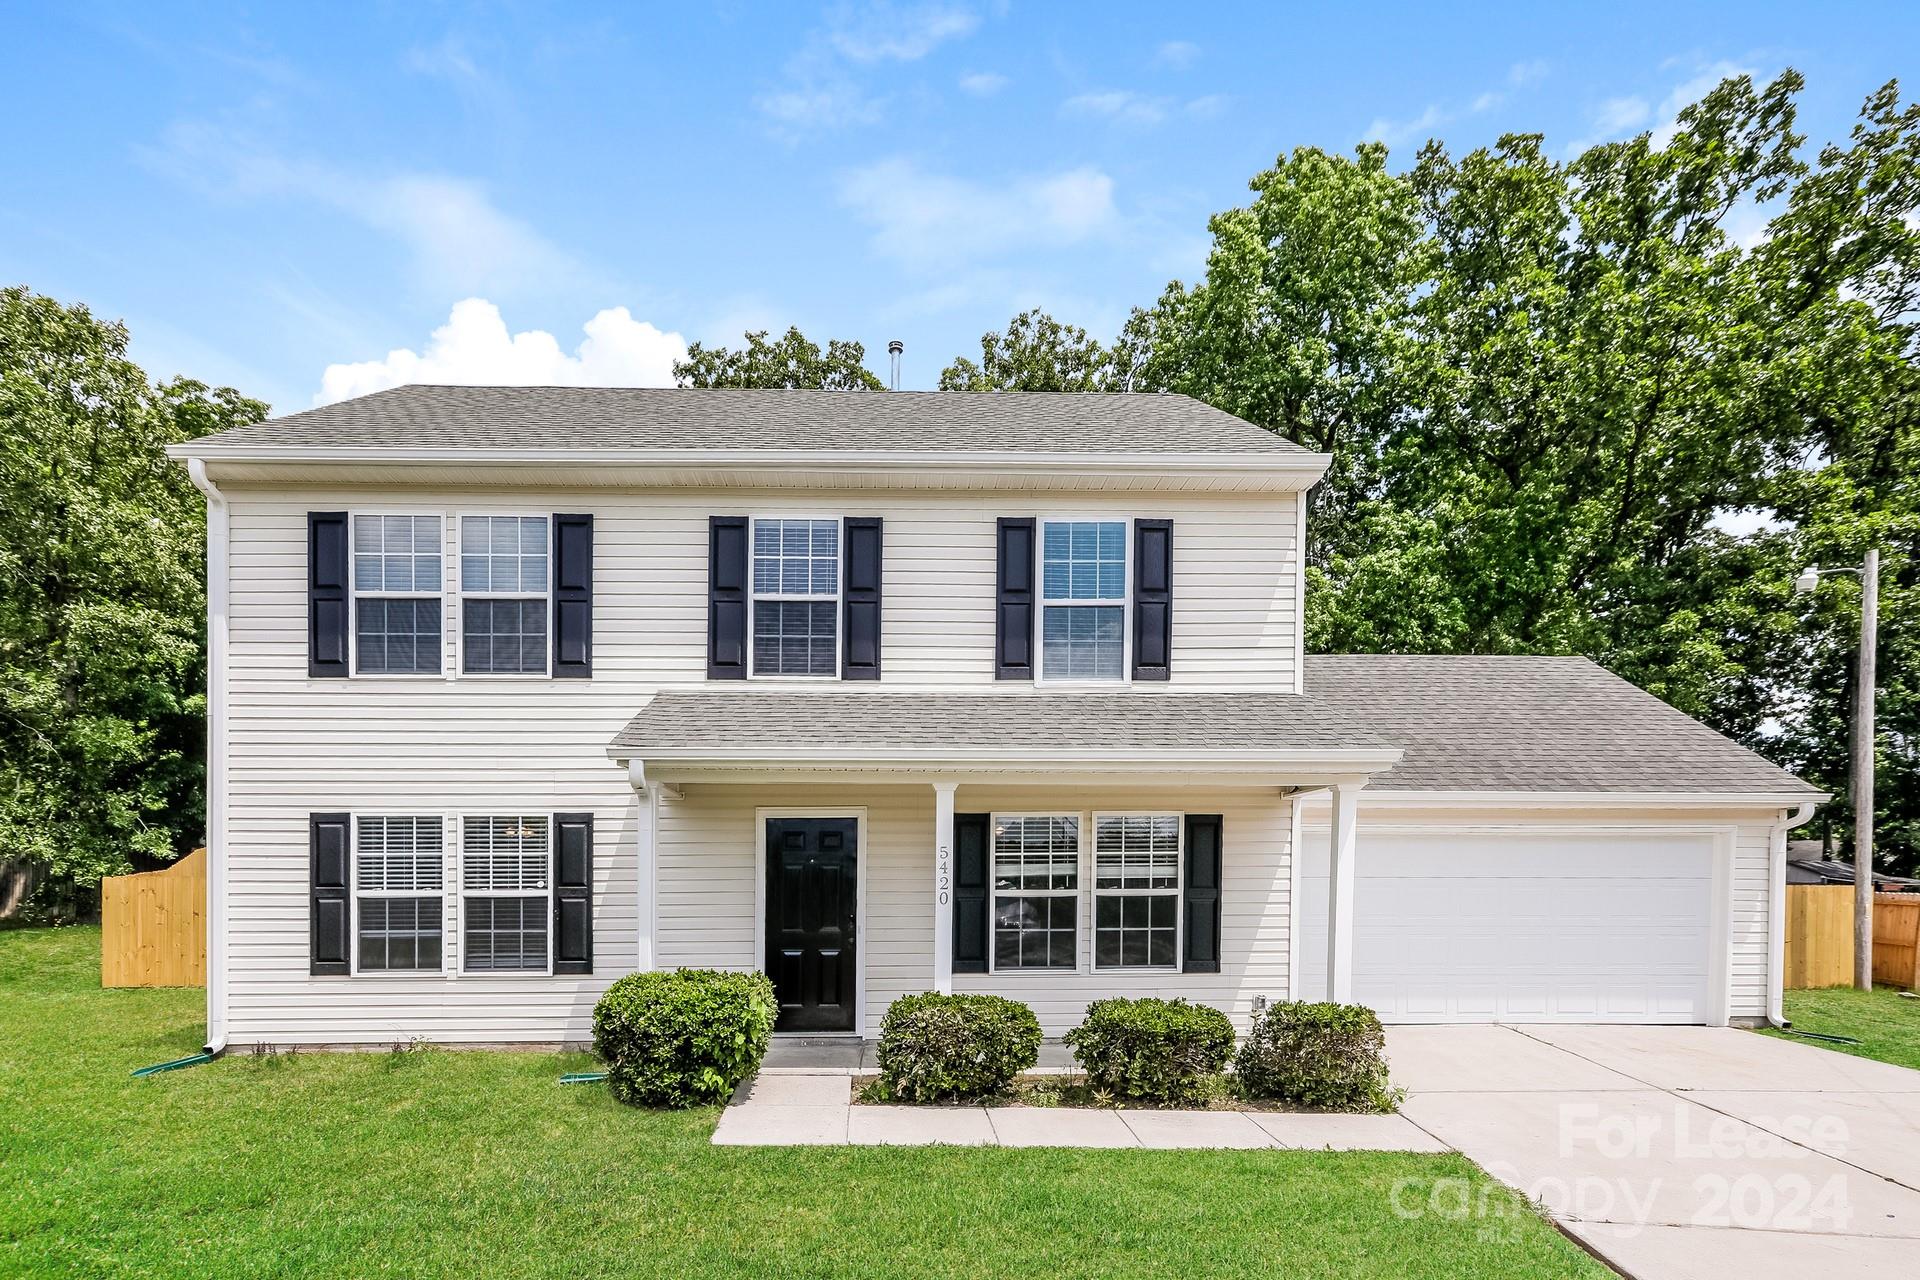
[932,780,957,994]
[1326,781,1363,1003]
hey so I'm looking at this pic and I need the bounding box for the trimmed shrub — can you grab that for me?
[1064,997,1235,1106]
[592,968,776,1108]
[875,992,1041,1102]
[1234,1000,1401,1112]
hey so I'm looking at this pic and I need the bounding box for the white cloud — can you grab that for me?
[1063,90,1168,126]
[827,3,978,62]
[1363,102,1448,148]
[1362,60,1550,148]
[757,3,982,136]
[1155,40,1200,70]
[1650,60,1757,147]
[1568,60,1760,154]
[837,158,1118,270]
[1508,59,1550,88]
[958,70,1008,96]
[315,299,688,405]
[148,121,579,298]
[1185,94,1228,119]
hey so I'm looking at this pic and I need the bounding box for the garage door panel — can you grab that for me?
[1298,829,1715,1024]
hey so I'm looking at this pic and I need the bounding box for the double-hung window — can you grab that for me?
[991,815,1080,970]
[751,517,840,677]
[1039,520,1127,680]
[352,514,443,675]
[354,816,444,972]
[1093,814,1181,969]
[462,816,550,972]
[460,515,550,675]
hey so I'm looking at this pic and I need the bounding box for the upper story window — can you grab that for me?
[460,515,550,676]
[752,517,840,677]
[1039,520,1127,681]
[352,515,443,675]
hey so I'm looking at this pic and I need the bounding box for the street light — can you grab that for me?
[1795,549,1880,990]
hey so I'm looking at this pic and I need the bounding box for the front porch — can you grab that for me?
[610,688,1401,1036]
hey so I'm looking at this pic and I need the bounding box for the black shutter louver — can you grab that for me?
[552,514,593,679]
[842,516,883,680]
[308,512,350,678]
[552,813,593,975]
[995,518,1035,680]
[707,515,749,679]
[1133,518,1172,682]
[310,812,351,975]
[952,812,990,973]
[1182,813,1222,974]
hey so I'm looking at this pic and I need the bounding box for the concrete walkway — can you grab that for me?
[711,1070,1450,1151]
[1390,1025,1920,1280]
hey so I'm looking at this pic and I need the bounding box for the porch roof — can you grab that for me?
[607,689,1401,781]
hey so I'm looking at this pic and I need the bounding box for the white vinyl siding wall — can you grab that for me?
[654,784,1293,1038]
[219,484,1301,1045]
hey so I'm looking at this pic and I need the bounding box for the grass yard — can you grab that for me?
[0,928,1605,1279]
[1762,985,1920,1072]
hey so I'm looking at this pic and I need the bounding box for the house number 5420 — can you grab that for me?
[936,842,951,906]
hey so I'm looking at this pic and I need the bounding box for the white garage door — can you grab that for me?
[1296,829,1716,1023]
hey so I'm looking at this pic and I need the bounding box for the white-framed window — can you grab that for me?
[991,814,1080,971]
[459,514,551,676]
[1039,519,1128,681]
[1092,813,1181,970]
[353,815,445,972]
[351,514,443,675]
[751,516,840,677]
[461,815,551,973]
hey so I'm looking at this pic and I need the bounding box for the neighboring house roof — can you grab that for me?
[610,690,1397,761]
[1305,654,1823,797]
[1785,857,1920,889]
[174,385,1318,457]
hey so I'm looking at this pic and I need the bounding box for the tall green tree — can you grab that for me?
[674,326,883,389]
[939,309,1147,391]
[0,287,264,908]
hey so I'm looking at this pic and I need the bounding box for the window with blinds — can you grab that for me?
[462,816,550,972]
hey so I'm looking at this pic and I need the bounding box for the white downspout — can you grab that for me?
[1768,801,1819,1028]
[186,460,229,1054]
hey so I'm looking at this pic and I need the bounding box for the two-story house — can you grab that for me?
[167,386,1823,1051]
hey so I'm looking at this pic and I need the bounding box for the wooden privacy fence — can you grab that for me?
[1784,883,1920,990]
[100,848,206,988]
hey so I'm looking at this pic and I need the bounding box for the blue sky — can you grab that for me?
[3,2,1914,412]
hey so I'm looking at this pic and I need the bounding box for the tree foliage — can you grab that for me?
[945,74,1919,872]
[673,326,883,389]
[0,287,264,897]
[938,308,1156,392]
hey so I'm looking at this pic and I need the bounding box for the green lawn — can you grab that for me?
[0,928,1604,1279]
[1762,985,1920,1072]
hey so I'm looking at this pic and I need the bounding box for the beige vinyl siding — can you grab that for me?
[219,484,1301,1045]
[654,783,1293,1038]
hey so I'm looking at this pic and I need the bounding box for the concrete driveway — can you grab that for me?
[1388,1025,1920,1279]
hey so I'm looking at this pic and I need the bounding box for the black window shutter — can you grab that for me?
[552,813,593,975]
[707,516,749,679]
[552,514,593,679]
[310,812,351,975]
[952,812,990,973]
[1133,519,1172,681]
[842,516,883,680]
[995,518,1035,680]
[1183,813,1222,974]
[308,512,350,678]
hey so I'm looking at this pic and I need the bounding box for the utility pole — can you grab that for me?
[1853,548,1879,990]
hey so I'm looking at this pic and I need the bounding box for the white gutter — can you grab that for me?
[163,443,1333,478]
[186,460,229,1056]
[1769,801,1821,1028]
[607,745,1403,769]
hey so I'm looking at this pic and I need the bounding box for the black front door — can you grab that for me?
[765,817,858,1032]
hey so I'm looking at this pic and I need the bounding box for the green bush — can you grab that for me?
[875,993,1041,1102]
[1063,997,1235,1106]
[1234,1001,1401,1112]
[591,968,776,1108]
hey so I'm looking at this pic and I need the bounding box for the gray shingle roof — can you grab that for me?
[184,385,1316,456]
[1306,654,1821,795]
[610,690,1394,755]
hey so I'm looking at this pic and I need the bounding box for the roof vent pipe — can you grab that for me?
[887,339,903,391]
